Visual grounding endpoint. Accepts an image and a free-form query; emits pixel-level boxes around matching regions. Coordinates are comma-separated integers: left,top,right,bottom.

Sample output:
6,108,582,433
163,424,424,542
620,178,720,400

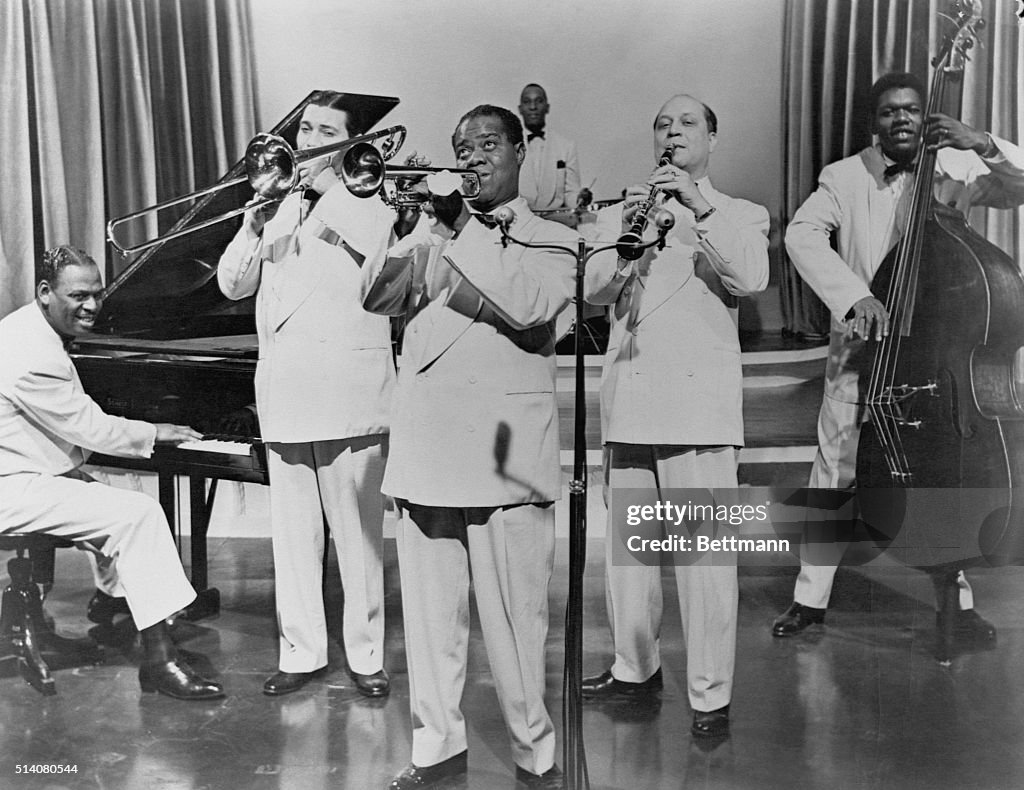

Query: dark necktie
302,188,322,209
884,160,915,181
527,131,545,142
473,212,498,229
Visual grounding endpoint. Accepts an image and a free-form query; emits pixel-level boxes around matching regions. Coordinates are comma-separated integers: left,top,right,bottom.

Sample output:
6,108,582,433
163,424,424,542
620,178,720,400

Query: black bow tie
302,188,322,208
883,160,915,180
473,212,498,229
527,131,545,142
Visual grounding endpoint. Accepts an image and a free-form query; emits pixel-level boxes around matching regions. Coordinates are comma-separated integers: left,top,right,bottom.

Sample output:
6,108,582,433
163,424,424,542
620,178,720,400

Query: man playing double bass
773,72,1024,641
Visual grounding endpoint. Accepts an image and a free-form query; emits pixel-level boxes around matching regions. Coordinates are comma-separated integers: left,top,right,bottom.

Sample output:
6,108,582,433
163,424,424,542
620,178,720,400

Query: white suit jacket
786,138,1024,405
519,129,582,212
218,182,396,443
585,179,770,446
361,196,577,506
0,303,155,477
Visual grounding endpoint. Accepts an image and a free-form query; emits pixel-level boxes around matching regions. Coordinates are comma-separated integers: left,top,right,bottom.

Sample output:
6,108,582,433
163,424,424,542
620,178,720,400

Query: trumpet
339,142,481,207
106,125,408,256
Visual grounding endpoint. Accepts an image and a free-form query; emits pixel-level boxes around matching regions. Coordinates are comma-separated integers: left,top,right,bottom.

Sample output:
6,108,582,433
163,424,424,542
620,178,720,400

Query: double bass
855,1,1024,656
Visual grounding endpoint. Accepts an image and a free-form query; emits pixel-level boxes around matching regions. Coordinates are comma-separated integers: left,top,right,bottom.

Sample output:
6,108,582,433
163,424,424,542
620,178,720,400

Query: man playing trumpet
363,104,576,790
217,90,396,700
581,93,769,739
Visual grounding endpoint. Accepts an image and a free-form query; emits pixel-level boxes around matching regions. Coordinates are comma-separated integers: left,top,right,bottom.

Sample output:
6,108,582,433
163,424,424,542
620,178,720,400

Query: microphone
652,207,675,232
493,206,516,231
493,206,516,247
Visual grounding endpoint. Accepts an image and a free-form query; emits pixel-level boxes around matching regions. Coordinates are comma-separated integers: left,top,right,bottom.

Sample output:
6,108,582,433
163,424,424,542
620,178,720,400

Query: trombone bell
245,133,301,199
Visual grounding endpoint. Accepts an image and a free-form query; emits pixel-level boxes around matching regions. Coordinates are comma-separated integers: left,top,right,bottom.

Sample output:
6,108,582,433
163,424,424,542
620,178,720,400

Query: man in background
518,83,591,223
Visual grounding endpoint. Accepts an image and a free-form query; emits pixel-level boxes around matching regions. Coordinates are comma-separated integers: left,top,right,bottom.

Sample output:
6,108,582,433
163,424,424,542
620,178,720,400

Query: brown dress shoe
515,763,564,788
946,609,997,645
691,704,730,738
139,658,224,700
86,589,131,625
387,750,467,789
581,667,662,699
263,669,321,696
350,667,390,698
771,602,826,637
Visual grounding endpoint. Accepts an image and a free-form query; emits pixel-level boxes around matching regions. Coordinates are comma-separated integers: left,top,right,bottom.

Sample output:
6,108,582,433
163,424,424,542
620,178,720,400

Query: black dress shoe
387,750,468,789
771,602,826,637
263,669,319,696
86,589,131,625
139,658,225,700
515,764,564,789
691,705,730,738
581,667,663,699
350,667,390,698
947,609,997,645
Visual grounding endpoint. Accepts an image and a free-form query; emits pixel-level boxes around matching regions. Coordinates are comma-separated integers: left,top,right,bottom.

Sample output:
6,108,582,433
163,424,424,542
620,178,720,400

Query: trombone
106,125,408,256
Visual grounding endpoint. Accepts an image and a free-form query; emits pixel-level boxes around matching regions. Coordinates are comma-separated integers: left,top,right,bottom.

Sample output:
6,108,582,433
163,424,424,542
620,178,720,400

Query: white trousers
395,500,556,775
266,435,387,674
603,443,738,713
0,470,196,629
794,395,973,610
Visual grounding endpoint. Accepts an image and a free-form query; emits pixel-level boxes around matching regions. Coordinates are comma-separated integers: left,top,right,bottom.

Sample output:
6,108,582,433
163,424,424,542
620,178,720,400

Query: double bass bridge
870,380,940,430
880,381,939,401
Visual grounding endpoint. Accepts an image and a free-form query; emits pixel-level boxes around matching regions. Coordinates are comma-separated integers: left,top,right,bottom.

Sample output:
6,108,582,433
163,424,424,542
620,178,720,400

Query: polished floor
4,338,1024,789
3,538,1024,790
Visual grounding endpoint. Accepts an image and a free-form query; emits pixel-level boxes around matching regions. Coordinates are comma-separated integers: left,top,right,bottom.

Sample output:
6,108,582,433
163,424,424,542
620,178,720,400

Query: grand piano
71,91,400,619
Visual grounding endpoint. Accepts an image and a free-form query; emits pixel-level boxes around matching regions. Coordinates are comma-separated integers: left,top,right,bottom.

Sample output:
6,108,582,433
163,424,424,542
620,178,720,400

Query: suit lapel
410,247,481,372
262,197,327,331
633,196,704,325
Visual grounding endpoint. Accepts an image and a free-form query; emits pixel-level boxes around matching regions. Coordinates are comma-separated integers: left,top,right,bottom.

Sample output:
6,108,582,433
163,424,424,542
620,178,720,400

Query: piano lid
93,91,399,341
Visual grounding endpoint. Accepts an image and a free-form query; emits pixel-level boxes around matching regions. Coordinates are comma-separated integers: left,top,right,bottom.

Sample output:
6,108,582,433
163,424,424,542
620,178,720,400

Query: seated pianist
0,245,225,701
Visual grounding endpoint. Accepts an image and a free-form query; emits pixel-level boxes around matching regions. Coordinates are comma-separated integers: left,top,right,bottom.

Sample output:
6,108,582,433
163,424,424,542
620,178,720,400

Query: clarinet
615,148,673,260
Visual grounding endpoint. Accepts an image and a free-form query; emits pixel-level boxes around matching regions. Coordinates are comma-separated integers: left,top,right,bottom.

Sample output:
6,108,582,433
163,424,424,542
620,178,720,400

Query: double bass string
868,52,951,483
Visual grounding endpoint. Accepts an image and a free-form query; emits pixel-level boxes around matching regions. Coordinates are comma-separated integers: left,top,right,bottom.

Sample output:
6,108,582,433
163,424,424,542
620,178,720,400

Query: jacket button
687,370,694,377
467,425,476,433
468,376,477,384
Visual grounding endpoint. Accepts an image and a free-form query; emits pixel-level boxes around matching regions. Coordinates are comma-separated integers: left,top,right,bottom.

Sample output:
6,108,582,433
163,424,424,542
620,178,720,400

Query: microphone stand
496,209,673,790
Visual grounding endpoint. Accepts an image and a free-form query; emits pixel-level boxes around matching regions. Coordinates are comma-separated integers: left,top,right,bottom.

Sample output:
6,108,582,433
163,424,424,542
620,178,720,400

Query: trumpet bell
341,142,386,199
245,133,300,199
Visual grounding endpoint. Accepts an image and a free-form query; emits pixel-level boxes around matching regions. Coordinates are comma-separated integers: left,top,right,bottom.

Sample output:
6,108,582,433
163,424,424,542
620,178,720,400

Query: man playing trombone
581,94,769,739
217,90,396,699
362,104,576,790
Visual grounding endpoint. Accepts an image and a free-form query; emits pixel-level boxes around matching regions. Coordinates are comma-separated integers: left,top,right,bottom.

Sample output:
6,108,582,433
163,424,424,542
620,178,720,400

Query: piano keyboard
178,438,254,456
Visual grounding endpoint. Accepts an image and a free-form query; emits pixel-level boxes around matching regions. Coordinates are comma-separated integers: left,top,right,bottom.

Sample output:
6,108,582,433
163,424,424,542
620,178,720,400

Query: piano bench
0,535,102,695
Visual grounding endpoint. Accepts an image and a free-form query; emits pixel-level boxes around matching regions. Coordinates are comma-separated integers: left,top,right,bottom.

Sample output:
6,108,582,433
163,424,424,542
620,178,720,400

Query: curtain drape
780,0,1023,337
0,0,258,320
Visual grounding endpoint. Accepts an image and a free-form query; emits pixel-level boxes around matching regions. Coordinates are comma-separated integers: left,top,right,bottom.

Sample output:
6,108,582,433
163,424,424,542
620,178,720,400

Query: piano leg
183,477,220,621
158,473,176,537
154,472,220,621
932,569,959,665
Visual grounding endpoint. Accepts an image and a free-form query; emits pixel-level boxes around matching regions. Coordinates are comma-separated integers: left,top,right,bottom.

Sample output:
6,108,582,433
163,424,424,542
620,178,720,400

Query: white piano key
176,439,252,456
